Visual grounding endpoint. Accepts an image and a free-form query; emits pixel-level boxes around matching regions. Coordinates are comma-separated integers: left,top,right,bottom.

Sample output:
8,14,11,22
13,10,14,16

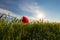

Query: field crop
0,18,60,40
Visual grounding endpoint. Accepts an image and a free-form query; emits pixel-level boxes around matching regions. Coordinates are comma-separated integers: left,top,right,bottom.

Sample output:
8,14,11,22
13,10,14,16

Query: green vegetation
0,17,60,40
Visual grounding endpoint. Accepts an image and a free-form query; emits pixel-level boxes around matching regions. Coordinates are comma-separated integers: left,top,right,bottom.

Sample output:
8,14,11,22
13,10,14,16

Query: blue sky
0,0,60,22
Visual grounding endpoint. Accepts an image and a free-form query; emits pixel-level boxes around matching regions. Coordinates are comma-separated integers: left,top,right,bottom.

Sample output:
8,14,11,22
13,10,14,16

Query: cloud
0,8,21,19
19,2,45,20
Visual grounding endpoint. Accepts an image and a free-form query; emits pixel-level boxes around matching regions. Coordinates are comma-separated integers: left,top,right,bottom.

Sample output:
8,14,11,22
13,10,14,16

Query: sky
0,0,60,22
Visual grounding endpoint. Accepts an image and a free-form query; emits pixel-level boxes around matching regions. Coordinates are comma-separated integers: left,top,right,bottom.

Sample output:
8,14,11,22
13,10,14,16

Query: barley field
0,18,60,40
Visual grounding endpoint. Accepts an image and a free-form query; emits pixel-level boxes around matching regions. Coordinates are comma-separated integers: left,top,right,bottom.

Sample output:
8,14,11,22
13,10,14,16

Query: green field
0,18,60,40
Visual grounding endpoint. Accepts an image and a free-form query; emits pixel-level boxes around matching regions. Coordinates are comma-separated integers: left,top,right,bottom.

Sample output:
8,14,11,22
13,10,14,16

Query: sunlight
36,13,45,19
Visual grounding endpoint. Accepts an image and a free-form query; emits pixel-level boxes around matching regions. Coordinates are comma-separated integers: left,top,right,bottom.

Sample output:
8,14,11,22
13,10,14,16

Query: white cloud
0,8,21,19
19,2,45,20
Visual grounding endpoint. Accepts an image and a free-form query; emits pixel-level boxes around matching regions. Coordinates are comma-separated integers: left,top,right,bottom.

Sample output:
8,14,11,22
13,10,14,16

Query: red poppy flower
22,16,29,24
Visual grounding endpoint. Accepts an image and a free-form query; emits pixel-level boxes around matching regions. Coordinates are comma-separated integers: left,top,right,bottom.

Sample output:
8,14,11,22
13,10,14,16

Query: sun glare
36,13,45,19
